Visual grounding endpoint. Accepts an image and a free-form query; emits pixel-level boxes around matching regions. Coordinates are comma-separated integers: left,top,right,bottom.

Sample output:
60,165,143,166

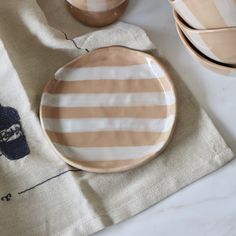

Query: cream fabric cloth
0,1,234,235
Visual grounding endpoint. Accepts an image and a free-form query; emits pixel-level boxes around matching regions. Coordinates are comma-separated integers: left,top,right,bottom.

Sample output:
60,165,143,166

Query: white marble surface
95,0,236,235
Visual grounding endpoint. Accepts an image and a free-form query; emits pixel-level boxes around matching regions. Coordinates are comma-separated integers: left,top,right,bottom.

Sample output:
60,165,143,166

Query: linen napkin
0,0,234,235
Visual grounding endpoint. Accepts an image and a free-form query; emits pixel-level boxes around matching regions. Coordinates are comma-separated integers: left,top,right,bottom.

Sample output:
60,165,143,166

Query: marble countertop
96,0,236,235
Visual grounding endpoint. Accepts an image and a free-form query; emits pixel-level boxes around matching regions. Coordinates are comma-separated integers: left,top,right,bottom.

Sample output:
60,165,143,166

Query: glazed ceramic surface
67,0,126,12
169,0,236,29
176,24,236,76
40,46,177,173
174,11,236,65
66,0,128,27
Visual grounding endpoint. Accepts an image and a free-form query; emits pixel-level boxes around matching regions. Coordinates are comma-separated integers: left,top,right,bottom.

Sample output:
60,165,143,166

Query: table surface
95,0,236,235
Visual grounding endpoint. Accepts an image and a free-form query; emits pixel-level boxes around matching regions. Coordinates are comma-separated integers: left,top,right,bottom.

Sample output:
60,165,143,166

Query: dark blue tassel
0,105,30,160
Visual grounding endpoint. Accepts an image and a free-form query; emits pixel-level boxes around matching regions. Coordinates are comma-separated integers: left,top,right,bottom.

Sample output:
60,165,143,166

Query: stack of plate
169,0,236,76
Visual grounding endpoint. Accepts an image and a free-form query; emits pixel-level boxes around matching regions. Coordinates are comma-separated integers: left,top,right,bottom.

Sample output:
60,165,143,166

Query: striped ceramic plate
66,0,126,12
40,46,177,173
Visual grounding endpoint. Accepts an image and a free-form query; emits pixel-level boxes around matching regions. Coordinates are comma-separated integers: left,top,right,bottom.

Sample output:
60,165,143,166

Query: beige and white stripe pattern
170,0,236,29
176,24,236,76
40,47,177,172
66,0,126,12
174,11,236,65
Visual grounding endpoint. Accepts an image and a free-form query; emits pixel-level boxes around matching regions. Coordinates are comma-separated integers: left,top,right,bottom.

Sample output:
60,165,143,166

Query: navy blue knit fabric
0,105,30,160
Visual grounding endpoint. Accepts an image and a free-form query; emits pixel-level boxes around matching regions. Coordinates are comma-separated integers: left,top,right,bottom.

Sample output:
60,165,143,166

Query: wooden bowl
66,0,129,27
169,0,236,29
174,11,236,65
175,23,236,77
